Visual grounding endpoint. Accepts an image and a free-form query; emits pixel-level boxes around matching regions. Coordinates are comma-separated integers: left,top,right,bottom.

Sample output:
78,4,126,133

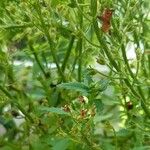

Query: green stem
71,44,79,74
121,44,135,79
120,43,149,113
121,43,147,98
0,85,12,99
90,0,97,17
112,126,118,150
133,59,140,84
121,44,150,116
80,29,101,48
141,54,148,77
148,55,150,97
28,42,47,78
0,23,33,29
123,79,139,98
77,39,83,82
34,1,65,81
148,56,150,76
75,0,91,22
77,0,83,82
93,20,119,71
61,35,75,72
93,19,150,118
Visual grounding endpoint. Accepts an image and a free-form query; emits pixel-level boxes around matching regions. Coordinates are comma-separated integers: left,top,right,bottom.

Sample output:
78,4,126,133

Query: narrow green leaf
52,138,70,150
97,79,109,91
90,0,97,17
116,129,131,137
93,99,104,112
57,82,89,94
39,107,70,116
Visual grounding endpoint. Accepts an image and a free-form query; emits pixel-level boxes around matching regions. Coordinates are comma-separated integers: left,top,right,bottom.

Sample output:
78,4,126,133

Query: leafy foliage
0,0,150,150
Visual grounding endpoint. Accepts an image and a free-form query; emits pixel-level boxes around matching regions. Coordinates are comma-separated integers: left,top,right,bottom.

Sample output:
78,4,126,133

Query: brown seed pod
98,8,114,33
126,101,133,110
80,109,88,118
78,96,86,104
11,110,19,117
101,8,113,23
63,105,70,112
102,22,111,33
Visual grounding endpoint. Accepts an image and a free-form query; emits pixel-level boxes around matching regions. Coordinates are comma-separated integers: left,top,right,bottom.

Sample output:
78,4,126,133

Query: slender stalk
112,126,118,150
77,39,83,82
28,42,47,78
34,1,65,81
93,21,140,98
121,43,150,116
0,23,33,29
75,0,91,22
148,56,150,76
120,43,148,103
61,35,75,72
71,44,79,74
93,19,150,118
148,55,150,98
96,70,125,79
141,54,148,78
80,29,101,48
0,85,12,99
120,44,135,79
77,0,83,82
133,59,140,83
93,20,119,71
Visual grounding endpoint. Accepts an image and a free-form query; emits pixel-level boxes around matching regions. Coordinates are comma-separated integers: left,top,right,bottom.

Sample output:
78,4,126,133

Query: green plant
0,0,150,150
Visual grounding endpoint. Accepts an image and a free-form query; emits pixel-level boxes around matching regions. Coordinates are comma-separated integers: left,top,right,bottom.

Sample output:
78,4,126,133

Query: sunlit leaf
57,82,89,94
39,106,70,116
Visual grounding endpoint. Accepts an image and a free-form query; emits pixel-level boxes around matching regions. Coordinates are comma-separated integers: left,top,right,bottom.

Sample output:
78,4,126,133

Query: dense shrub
0,0,150,150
